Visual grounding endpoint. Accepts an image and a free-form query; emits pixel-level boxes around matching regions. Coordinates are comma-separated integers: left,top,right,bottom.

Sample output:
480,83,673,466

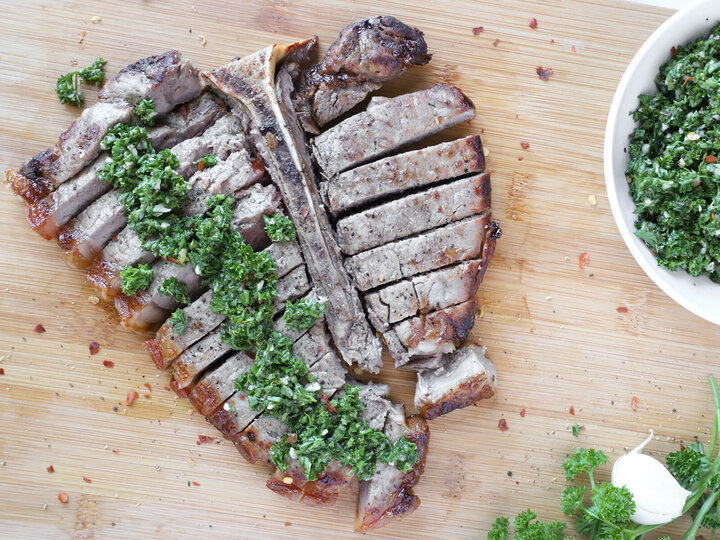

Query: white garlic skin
611,430,691,525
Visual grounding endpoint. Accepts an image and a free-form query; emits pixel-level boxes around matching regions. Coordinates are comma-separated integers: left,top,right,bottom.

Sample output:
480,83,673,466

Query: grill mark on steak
203,44,383,373
415,345,497,419
171,328,233,389
336,173,491,255
295,16,430,133
312,84,476,178
189,351,254,415
324,135,485,215
345,213,491,292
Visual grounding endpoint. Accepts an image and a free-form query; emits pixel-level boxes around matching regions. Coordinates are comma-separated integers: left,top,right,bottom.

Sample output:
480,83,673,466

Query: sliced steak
272,265,311,315
336,173,490,254
26,94,227,240
308,353,346,397
146,241,303,369
295,16,430,132
273,289,321,342
392,299,478,361
99,50,202,114
355,406,430,532
189,351,254,415
230,183,282,249
206,391,263,446
312,85,476,178
415,345,497,420
346,214,493,291
204,45,383,372
324,135,485,214
172,328,232,389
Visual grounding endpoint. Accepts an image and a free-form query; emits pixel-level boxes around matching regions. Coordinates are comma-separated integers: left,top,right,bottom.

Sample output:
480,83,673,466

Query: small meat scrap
196,434,215,445
472,26,484,35
89,342,101,355
498,418,509,431
126,391,139,406
578,252,589,269
33,323,46,333
528,17,538,29
536,66,554,81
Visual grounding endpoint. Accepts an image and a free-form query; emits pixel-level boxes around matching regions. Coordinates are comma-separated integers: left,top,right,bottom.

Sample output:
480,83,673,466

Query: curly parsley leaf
563,448,608,481
120,263,154,295
263,213,296,242
77,58,107,85
488,517,509,540
512,509,565,540
168,308,187,335
571,424,583,437
560,485,587,516
159,277,190,305
135,98,158,125
283,297,326,332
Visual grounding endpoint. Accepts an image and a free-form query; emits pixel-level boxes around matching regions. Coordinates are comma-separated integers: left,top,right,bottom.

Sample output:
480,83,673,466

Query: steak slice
312,84,476,178
26,93,227,240
294,16,430,132
355,405,430,532
323,135,485,214
172,328,232,389
189,351,254,415
204,44,383,372
414,345,497,420
336,173,490,255
99,50,202,114
345,213,492,291
272,265,311,315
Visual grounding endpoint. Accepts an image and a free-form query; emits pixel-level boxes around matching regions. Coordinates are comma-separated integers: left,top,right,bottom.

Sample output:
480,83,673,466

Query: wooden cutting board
4,0,714,538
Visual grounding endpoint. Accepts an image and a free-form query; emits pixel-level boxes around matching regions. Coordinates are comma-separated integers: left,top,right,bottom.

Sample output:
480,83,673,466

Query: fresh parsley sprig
55,58,107,106
119,263,153,296
263,213,296,242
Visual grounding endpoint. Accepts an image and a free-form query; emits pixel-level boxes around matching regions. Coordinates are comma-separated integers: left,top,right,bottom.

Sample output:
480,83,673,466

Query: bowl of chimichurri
605,0,720,325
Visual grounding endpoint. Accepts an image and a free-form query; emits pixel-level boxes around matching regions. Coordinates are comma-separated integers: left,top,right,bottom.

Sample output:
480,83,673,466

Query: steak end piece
296,15,431,132
415,345,497,420
266,461,349,507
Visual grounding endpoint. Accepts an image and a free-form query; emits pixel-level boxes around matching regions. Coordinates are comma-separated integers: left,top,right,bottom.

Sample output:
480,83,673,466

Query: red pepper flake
82,477,92,483
706,155,718,164
143,394,151,399
671,46,678,57
198,160,205,172
301,208,309,218
89,342,101,355
191,481,200,486
102,360,114,368
77,31,86,44
498,418,509,431
493,38,500,47
528,17,538,29
616,306,629,313
683,76,693,87
47,465,55,473
181,105,188,123
520,141,530,150
111,449,119,454
144,382,152,392
472,26,484,35
126,391,139,406
111,235,118,242
549,38,555,44
284,522,292,527
631,396,639,411
287,434,297,444
569,406,575,415
166,256,178,263
33,323,46,333
0,368,4,376
571,44,577,53
197,434,215,446
536,66,554,81
519,408,526,418
578,252,590,269
164,386,171,391
58,492,69,503
518,157,524,161
323,394,338,414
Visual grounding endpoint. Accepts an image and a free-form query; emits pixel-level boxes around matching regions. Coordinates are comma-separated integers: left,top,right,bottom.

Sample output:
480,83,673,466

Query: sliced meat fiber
86,136,261,298
312,84,476,178
203,43,383,372
294,16,430,132
414,345,497,420
390,299,478,364
115,183,282,332
355,406,429,532
336,173,490,255
172,328,232,389
272,265,311,315
189,351,254,415
346,213,494,292
26,93,227,240
13,51,202,201
323,135,485,214
146,241,303,370
99,49,203,114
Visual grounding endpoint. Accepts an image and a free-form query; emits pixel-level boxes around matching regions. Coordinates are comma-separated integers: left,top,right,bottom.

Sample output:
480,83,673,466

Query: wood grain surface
3,1,714,539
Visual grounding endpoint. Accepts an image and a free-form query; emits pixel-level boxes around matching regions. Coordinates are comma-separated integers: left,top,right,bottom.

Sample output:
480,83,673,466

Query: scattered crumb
282,476,293,485
536,66,554,81
498,418,509,431
578,252,590,269
493,38,500,47
126,391,139,406
528,17,538,29
58,492,69,503
520,409,526,418
187,458,196,468
91,15,101,24
77,31,86,44
631,396,639,412
472,26,484,35
197,435,215,446
89,342,101,355
520,141,530,150
198,35,207,46
47,465,55,473
33,323,46,333
588,194,597,206
88,295,100,305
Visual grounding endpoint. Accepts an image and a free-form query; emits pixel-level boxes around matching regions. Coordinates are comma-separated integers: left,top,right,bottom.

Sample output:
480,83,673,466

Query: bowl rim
603,0,720,326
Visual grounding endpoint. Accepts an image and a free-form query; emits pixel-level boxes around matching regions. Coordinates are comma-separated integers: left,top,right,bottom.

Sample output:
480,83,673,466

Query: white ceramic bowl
604,0,720,325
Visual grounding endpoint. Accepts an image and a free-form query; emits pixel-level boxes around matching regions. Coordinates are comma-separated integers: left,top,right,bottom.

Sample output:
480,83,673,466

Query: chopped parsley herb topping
263,213,296,242
282,297,326,332
119,263,154,295
168,308,188,335
193,154,218,170
135,99,158,125
628,24,720,281
55,58,107,106
159,277,190,305
571,423,583,437
100,123,417,482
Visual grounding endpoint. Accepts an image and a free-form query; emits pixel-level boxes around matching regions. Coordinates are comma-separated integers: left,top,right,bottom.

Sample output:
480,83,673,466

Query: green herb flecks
263,213,296,242
159,277,190,305
193,154,218,170
571,423,583,437
628,24,720,281
55,58,107,106
282,297,326,332
120,263,154,295
168,308,188,335
135,99,158,125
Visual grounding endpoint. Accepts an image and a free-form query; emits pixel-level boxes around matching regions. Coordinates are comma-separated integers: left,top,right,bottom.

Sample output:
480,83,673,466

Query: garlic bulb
611,430,691,525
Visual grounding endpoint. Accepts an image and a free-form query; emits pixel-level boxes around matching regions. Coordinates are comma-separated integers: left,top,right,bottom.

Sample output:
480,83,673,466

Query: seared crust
267,462,349,507
5,169,54,204
419,372,495,420
354,415,429,531
397,299,478,356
